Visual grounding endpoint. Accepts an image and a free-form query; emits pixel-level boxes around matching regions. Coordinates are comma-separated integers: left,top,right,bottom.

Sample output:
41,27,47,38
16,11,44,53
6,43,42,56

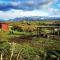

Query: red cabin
0,23,9,31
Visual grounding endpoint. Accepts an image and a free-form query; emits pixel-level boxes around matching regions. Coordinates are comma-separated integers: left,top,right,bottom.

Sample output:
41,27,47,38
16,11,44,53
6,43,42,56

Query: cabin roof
0,22,9,24
37,26,60,28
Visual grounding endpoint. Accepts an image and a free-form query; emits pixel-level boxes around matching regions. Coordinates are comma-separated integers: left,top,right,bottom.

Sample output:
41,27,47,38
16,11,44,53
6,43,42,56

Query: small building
36,26,60,40
0,23,9,31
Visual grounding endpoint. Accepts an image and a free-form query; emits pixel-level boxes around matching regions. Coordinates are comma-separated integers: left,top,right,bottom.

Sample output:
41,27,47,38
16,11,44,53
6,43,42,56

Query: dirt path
9,35,60,49
10,35,60,43
10,35,35,43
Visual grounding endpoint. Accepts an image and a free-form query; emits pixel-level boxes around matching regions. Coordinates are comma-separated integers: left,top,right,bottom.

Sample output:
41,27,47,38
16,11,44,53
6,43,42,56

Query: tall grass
0,38,60,60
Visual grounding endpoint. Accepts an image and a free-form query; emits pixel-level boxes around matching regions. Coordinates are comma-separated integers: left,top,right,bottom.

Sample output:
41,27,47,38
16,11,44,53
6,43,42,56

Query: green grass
0,31,60,60
0,31,36,42
0,39,60,60
32,37,60,50
0,31,60,50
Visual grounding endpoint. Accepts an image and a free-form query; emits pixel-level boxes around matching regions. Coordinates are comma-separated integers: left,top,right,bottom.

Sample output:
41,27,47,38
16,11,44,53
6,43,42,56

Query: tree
11,25,23,32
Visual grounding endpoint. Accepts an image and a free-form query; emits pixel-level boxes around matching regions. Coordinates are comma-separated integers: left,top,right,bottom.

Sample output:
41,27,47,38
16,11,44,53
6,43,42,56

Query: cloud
42,0,57,9
40,0,60,16
0,0,59,20
0,0,57,11
49,8,60,15
0,9,49,19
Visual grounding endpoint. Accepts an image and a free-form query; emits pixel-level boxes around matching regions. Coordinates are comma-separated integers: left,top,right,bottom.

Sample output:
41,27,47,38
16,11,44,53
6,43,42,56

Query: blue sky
0,0,60,20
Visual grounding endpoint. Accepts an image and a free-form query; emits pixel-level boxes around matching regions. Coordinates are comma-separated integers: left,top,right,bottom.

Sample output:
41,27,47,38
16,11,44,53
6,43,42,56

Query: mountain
11,16,60,21
0,16,60,22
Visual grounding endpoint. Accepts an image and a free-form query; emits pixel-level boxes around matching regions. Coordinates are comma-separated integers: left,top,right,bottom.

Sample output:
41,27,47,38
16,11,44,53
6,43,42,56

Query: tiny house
0,23,9,31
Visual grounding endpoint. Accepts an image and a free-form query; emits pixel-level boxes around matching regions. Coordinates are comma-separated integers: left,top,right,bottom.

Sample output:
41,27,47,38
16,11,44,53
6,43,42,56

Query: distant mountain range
0,16,60,22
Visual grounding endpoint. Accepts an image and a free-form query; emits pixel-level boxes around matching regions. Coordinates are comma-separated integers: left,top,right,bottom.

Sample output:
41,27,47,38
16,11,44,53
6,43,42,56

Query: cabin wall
1,24,9,31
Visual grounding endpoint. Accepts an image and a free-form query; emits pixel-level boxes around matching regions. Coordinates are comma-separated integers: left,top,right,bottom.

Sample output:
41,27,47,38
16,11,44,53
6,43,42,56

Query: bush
11,25,23,32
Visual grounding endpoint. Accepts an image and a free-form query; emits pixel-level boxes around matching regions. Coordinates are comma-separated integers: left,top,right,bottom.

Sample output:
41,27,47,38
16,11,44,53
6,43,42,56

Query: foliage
0,21,60,60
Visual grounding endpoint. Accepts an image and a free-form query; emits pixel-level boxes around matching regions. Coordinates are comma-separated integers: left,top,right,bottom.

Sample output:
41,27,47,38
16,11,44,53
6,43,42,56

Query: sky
0,0,60,20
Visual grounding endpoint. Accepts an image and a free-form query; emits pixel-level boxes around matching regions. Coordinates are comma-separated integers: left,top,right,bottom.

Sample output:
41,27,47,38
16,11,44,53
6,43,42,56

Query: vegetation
0,20,60,60
0,37,60,60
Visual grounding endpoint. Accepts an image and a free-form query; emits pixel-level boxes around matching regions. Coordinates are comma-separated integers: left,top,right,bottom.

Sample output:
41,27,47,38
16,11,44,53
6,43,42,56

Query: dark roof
0,22,8,24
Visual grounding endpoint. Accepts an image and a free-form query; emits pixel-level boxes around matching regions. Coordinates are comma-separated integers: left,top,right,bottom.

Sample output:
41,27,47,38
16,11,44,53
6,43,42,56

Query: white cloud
0,9,49,19
49,8,58,12
0,0,58,11
48,8,60,15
